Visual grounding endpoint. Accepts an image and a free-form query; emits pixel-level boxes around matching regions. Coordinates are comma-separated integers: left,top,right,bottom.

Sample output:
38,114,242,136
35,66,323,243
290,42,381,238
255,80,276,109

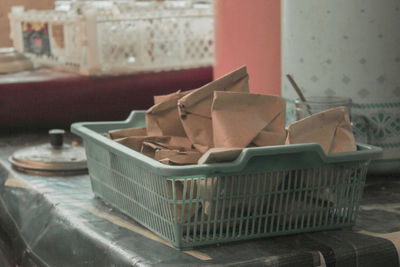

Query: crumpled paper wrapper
197,147,242,165
108,127,147,140
146,90,191,137
177,66,250,153
211,91,286,148
286,107,356,154
199,172,283,222
168,179,200,223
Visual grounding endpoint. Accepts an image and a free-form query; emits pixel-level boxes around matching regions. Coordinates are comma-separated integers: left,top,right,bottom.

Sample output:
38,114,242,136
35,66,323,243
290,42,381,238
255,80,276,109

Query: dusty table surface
0,132,399,266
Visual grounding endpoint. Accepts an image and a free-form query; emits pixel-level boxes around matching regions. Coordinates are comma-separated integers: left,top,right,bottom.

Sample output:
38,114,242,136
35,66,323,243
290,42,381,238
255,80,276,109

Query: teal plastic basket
71,110,381,249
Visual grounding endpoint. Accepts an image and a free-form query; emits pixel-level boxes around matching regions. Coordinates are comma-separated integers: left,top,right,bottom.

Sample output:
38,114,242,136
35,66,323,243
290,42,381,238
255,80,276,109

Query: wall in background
0,0,54,47
281,0,400,168
214,0,281,95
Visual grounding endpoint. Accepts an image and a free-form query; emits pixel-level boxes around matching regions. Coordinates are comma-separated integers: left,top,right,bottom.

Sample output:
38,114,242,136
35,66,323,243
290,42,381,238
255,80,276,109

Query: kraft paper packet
153,89,193,105
167,179,200,223
157,142,201,223
274,191,332,227
141,137,194,159
197,147,242,164
200,172,283,219
116,136,201,222
146,90,192,137
286,108,356,191
115,136,170,152
140,136,195,159
178,66,250,153
285,107,356,154
108,127,147,140
197,148,282,218
300,164,356,203
156,150,202,165
300,166,352,187
164,136,193,149
211,91,286,148
197,147,250,220
252,129,288,147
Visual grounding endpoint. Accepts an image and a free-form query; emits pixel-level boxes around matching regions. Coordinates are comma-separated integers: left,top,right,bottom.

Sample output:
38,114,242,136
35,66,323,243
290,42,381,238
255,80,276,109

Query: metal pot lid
9,129,87,174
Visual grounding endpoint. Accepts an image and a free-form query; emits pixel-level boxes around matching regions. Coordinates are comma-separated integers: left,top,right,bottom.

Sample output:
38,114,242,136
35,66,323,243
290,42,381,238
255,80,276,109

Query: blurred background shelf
0,67,212,131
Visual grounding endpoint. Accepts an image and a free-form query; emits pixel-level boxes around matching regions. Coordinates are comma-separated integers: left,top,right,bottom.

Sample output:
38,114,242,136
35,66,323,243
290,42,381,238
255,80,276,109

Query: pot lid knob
49,129,65,149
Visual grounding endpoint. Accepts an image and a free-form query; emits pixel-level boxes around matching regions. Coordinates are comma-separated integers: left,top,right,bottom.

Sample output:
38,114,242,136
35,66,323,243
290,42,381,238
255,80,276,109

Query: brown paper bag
167,179,200,223
153,89,193,104
162,136,193,150
154,90,182,105
285,107,356,154
146,90,191,137
197,147,242,165
108,127,147,140
274,191,332,228
287,104,357,192
251,130,287,147
178,66,250,153
115,136,170,152
155,149,202,165
211,91,286,148
141,137,195,159
141,141,183,158
200,172,283,219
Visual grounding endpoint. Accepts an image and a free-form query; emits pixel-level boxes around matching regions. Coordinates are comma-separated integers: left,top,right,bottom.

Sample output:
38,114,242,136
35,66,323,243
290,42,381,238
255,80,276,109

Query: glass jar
295,96,352,121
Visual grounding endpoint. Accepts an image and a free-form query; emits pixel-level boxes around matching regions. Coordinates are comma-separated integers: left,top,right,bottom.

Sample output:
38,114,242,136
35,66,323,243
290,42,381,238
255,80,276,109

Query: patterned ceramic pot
282,0,400,173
